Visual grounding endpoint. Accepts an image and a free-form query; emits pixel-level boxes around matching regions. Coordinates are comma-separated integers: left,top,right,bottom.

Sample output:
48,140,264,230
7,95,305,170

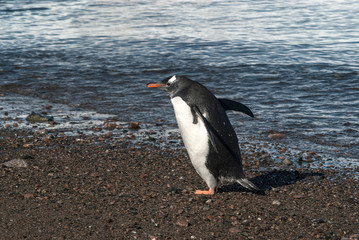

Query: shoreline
0,128,358,239
1,91,358,177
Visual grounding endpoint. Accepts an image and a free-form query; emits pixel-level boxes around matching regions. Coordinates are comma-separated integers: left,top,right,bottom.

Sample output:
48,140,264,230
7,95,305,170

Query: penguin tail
237,178,264,195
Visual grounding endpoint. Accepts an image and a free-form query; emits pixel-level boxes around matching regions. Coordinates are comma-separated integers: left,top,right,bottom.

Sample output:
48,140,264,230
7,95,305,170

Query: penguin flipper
218,98,254,118
192,105,218,153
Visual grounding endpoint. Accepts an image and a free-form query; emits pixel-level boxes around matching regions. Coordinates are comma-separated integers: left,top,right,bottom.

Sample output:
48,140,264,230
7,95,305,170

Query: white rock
3,159,29,168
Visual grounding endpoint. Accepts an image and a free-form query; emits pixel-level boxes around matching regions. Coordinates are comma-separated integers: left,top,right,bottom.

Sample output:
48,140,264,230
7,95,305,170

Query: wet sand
0,128,358,239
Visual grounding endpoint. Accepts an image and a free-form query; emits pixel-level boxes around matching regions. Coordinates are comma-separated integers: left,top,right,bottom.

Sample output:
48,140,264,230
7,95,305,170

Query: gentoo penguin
147,75,260,195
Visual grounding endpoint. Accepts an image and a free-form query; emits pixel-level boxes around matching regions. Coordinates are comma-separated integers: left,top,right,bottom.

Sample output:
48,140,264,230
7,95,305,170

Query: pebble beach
0,122,358,239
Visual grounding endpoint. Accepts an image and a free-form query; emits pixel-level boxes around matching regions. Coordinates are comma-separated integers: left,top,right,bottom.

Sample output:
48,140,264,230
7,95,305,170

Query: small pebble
229,227,241,233
35,129,47,135
293,194,304,199
282,158,293,166
311,219,325,223
24,193,34,199
90,173,99,178
103,132,113,138
104,122,117,130
348,234,359,240
175,218,189,227
268,133,286,140
129,121,141,129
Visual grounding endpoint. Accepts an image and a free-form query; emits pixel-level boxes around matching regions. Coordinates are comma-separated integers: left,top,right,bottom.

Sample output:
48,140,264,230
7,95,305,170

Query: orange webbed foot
195,188,215,195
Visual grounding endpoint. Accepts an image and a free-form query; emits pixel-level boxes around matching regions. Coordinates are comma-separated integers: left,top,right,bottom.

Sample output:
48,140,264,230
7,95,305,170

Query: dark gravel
0,128,358,240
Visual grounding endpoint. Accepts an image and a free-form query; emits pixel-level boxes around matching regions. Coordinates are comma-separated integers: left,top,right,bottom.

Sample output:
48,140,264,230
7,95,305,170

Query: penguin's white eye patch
168,75,177,84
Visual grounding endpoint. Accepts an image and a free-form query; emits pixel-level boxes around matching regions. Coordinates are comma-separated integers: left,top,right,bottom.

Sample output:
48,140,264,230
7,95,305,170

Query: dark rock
26,112,54,123
344,122,351,126
106,218,113,223
129,122,140,129
311,219,325,223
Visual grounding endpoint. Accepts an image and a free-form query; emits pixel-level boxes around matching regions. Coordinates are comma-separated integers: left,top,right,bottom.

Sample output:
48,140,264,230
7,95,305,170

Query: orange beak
147,83,164,88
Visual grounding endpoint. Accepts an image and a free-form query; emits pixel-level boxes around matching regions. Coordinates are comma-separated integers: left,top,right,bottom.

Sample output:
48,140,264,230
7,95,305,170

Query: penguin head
147,75,187,97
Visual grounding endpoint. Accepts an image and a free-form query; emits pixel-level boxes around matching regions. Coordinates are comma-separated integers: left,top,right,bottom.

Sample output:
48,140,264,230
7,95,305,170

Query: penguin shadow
218,170,324,195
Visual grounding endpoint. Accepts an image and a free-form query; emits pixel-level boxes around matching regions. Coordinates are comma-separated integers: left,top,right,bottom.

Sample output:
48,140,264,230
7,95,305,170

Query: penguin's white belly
171,97,216,188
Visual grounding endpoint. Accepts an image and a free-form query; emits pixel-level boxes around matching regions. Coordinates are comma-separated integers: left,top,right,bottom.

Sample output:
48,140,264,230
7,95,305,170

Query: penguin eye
166,82,171,86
